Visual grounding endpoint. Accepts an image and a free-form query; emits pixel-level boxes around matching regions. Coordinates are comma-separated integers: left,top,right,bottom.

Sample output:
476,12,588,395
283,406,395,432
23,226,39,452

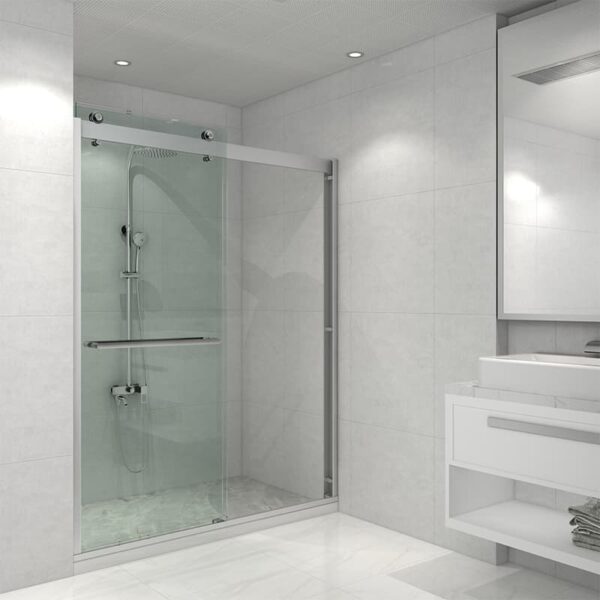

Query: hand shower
132,231,146,248
132,231,146,274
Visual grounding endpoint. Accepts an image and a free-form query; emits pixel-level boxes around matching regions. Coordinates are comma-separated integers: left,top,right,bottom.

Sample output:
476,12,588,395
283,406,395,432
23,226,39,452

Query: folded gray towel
569,498,600,524
569,498,600,552
573,527,600,540
573,533,600,550
574,539,600,552
570,516,600,536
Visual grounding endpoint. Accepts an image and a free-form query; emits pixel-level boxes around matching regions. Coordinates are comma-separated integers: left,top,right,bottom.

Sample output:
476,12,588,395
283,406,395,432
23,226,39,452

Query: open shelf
449,500,600,575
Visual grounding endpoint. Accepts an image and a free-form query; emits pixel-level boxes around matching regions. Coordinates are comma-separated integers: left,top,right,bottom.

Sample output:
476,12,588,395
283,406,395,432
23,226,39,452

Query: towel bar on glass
488,416,600,445
86,337,221,349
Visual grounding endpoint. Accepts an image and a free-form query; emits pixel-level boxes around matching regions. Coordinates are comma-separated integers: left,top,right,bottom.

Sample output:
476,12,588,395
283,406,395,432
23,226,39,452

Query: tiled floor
82,476,309,551
3,513,599,599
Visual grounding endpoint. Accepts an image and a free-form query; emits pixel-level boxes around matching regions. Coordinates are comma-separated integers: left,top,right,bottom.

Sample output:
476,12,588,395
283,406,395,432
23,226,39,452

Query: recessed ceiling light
114,59,131,67
346,51,364,59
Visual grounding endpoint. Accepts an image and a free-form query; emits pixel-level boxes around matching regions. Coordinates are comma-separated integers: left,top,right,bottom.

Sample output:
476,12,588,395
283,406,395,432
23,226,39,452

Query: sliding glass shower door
77,112,337,554
80,136,226,551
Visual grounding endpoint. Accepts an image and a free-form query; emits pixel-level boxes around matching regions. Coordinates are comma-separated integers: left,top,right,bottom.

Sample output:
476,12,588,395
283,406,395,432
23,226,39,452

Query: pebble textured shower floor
3,513,599,599
81,476,309,551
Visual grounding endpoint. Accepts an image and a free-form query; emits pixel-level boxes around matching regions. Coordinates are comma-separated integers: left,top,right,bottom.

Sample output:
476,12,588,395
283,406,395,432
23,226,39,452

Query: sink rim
480,353,600,369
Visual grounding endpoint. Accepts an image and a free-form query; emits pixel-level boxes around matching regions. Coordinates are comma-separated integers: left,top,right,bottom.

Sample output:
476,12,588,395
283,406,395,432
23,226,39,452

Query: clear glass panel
80,137,226,551
233,161,326,512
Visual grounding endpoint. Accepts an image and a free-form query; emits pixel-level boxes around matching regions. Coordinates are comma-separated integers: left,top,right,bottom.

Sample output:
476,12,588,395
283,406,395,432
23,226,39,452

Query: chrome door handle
488,416,600,445
86,337,221,349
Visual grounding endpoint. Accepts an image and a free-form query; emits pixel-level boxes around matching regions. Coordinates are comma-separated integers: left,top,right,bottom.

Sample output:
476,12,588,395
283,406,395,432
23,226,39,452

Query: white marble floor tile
343,575,442,599
556,583,600,600
3,515,599,600
243,514,450,587
466,569,598,600
120,537,260,582
390,552,600,600
391,553,520,599
0,567,164,600
305,590,357,600
135,551,333,600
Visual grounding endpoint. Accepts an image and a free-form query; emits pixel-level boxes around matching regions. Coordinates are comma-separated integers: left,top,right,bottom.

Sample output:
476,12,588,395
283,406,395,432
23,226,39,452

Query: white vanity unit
446,354,600,574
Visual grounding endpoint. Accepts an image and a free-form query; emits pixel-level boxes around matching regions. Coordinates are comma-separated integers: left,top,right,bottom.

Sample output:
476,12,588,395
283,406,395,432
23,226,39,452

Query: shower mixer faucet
111,384,148,407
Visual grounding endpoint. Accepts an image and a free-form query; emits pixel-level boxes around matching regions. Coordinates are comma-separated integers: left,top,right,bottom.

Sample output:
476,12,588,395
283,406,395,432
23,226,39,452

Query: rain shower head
133,146,178,159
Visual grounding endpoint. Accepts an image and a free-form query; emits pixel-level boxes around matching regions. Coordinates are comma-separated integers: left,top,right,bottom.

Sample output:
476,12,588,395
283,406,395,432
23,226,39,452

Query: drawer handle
487,416,600,445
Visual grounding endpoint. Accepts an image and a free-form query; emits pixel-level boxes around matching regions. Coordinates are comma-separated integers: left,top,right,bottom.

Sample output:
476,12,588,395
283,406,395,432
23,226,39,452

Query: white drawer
448,395,600,495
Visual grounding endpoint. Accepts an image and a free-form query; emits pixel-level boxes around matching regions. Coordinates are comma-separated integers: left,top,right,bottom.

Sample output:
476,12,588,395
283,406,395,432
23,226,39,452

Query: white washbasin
479,353,600,401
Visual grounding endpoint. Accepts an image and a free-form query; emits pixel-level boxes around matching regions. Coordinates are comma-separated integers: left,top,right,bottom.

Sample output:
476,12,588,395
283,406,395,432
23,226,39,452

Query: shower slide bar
86,337,221,350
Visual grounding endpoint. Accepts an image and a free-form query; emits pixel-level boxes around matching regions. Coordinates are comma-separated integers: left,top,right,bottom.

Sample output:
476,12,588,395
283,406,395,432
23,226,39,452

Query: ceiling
74,0,553,107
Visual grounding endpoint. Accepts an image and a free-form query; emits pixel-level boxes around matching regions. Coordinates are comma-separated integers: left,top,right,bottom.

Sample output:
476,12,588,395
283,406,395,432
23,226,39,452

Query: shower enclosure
74,109,337,556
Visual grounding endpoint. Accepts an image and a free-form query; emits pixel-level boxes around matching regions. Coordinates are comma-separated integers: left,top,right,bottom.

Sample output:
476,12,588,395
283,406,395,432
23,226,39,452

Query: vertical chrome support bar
73,118,82,555
219,169,229,519
324,160,338,498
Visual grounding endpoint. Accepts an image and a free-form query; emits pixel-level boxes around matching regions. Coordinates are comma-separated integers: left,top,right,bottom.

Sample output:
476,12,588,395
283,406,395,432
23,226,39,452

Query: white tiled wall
0,0,74,592
503,117,600,315
242,15,504,561
507,321,600,357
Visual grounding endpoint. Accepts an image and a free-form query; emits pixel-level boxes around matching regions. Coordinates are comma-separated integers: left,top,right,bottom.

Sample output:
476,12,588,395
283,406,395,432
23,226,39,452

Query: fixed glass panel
80,136,226,551
238,162,327,508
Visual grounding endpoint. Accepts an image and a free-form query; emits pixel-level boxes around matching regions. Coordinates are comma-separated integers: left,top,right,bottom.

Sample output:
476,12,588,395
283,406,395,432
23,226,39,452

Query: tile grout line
0,16,73,38
0,453,73,468
0,164,73,178
335,178,497,208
